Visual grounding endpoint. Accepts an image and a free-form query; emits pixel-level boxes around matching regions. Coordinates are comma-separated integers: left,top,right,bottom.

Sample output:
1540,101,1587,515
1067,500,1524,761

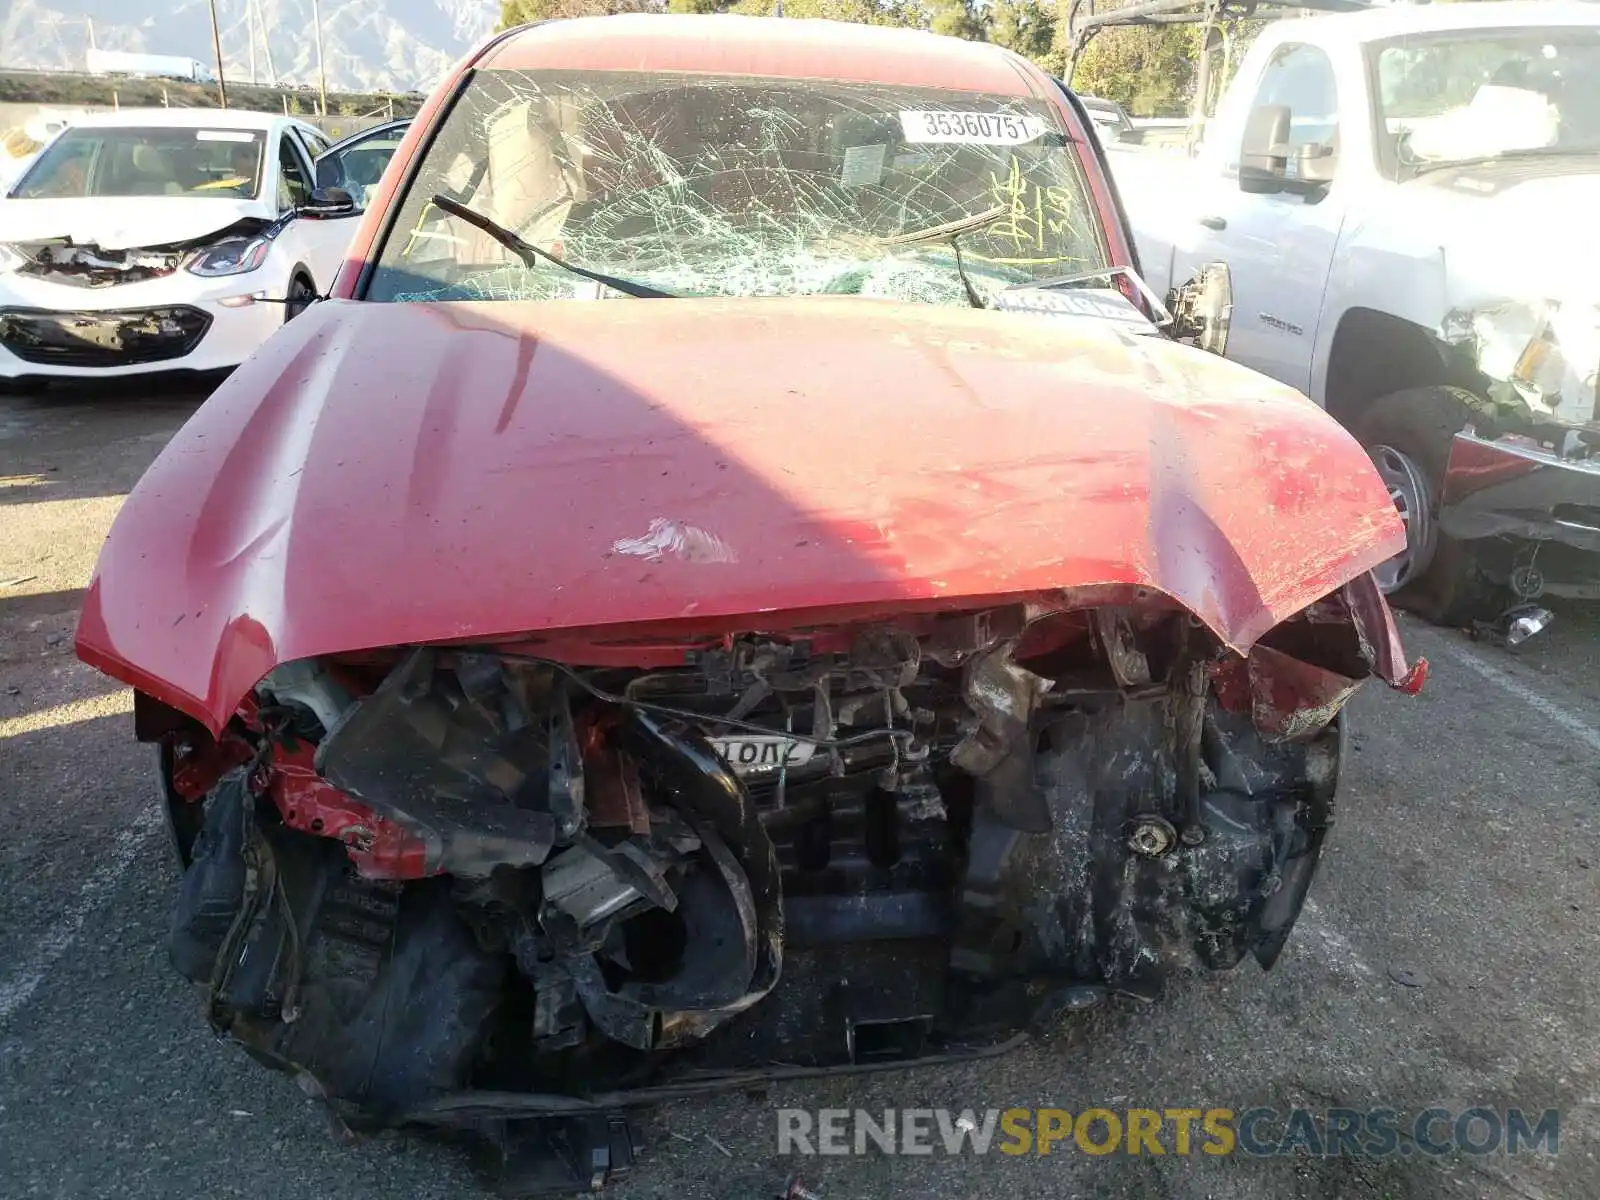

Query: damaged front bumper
0,291,279,382
0,305,213,369
142,581,1420,1194
1442,429,1600,597
0,241,285,382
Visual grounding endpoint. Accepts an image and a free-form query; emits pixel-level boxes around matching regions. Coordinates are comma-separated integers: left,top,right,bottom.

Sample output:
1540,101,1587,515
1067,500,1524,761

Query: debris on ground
1388,966,1429,988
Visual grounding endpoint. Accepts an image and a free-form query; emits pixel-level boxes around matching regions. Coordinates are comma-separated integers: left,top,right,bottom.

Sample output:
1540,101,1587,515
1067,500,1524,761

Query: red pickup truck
76,14,1422,1193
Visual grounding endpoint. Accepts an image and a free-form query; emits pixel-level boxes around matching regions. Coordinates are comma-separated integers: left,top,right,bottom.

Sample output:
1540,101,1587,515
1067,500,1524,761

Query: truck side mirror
1292,141,1338,188
1239,104,1292,193
1240,105,1338,195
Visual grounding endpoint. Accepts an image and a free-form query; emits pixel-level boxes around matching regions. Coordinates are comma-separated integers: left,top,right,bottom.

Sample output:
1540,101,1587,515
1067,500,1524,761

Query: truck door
1173,42,1349,395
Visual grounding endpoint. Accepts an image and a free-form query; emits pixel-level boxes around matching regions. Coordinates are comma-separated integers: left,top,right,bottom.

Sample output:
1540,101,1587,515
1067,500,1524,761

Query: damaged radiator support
159,596,1385,1190
16,240,187,288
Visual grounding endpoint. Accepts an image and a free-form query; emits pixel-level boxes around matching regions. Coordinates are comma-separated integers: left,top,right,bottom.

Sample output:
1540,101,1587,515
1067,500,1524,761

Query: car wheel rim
285,278,313,322
1367,443,1437,594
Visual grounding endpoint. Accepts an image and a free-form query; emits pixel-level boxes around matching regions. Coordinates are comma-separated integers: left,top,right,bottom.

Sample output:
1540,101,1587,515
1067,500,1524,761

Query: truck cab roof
1263,1,1600,46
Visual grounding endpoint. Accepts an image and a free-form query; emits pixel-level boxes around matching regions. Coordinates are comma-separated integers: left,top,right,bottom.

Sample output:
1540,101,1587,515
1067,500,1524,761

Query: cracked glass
366,68,1108,306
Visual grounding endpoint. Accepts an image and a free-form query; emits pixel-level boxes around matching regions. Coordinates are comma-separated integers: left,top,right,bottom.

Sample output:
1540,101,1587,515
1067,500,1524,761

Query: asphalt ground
2,383,1598,1200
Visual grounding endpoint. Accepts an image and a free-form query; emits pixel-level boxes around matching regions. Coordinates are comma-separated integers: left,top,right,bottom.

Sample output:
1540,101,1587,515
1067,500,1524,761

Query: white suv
0,108,403,387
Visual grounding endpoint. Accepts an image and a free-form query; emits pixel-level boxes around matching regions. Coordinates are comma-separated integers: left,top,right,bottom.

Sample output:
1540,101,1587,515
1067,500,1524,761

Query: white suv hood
0,196,270,251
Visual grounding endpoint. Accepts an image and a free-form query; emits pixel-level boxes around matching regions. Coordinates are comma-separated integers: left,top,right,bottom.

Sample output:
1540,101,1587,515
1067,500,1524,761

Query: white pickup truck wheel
1356,386,1486,623
1366,441,1438,592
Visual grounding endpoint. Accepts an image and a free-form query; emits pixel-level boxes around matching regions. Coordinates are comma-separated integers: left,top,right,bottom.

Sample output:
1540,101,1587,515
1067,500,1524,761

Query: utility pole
312,0,328,117
248,0,258,84
208,0,228,108
257,0,278,85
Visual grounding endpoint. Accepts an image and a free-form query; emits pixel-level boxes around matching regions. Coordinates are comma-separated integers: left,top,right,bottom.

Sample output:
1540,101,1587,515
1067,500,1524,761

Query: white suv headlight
185,236,272,277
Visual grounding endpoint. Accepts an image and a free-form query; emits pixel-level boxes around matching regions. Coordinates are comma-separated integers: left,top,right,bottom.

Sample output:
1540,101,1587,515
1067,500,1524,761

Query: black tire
157,742,206,871
284,272,316,323
1355,385,1491,625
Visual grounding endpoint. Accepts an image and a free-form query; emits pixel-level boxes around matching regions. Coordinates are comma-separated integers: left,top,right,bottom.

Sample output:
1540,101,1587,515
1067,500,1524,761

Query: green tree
730,0,918,24
988,0,1055,65
928,0,985,42
498,0,657,30
667,0,726,12
1058,10,1200,117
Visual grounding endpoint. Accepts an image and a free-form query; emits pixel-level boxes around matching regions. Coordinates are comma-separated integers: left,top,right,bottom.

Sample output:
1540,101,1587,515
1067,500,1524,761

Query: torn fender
77,296,1405,734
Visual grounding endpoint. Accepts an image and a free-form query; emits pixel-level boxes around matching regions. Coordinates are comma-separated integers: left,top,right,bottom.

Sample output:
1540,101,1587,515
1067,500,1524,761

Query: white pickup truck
1115,1,1600,622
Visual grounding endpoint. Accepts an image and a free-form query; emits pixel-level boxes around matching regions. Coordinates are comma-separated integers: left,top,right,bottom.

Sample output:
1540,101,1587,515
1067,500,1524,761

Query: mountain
0,0,500,94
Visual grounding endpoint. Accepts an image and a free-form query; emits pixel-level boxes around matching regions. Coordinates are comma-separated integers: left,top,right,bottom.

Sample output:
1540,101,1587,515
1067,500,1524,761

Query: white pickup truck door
1169,42,1349,395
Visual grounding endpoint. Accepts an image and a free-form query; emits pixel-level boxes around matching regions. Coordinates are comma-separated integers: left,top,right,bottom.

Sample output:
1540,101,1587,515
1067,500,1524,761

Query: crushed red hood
76,296,1403,734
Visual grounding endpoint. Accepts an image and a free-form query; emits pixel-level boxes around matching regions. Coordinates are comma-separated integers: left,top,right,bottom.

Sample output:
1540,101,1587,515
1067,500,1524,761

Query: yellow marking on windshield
985,158,1087,254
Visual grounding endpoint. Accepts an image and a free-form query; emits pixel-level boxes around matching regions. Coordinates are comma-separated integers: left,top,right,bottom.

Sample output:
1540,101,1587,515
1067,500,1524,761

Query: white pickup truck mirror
1240,105,1336,196
1239,104,1293,192
1292,141,1338,188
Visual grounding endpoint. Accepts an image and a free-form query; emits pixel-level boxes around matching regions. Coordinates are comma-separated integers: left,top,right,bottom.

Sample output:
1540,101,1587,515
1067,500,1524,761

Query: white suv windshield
12,127,266,199
368,69,1108,305
1372,25,1600,176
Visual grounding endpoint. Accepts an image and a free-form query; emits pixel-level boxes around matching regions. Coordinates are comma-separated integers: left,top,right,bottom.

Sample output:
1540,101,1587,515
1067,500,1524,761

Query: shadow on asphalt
2,371,227,405
0,375,213,508
0,585,87,624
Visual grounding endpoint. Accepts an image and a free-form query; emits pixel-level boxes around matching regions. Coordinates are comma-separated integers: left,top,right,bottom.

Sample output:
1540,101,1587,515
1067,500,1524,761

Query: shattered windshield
1371,26,1600,178
11,127,266,199
367,69,1107,305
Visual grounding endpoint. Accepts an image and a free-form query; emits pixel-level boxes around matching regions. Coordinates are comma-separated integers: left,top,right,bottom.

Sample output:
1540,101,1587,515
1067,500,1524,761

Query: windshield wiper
881,205,1009,247
429,193,677,299
878,205,1010,309
1405,145,1588,179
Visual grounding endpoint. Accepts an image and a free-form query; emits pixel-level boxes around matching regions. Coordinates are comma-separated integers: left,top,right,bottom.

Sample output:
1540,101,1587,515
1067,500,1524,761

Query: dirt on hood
76,294,1404,732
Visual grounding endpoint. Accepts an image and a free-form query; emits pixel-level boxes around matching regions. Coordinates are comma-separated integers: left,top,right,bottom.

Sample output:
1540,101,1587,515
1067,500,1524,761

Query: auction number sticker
900,110,1047,145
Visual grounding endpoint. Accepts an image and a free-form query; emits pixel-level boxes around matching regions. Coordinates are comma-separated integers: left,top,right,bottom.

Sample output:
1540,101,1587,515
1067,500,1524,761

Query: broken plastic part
316,648,558,877
541,843,649,928
1505,605,1555,647
257,658,352,735
476,1114,639,1197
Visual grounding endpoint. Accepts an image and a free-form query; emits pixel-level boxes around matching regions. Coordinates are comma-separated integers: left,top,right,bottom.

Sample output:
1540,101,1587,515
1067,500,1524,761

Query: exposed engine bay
17,241,187,288
147,589,1420,1193
12,222,268,288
